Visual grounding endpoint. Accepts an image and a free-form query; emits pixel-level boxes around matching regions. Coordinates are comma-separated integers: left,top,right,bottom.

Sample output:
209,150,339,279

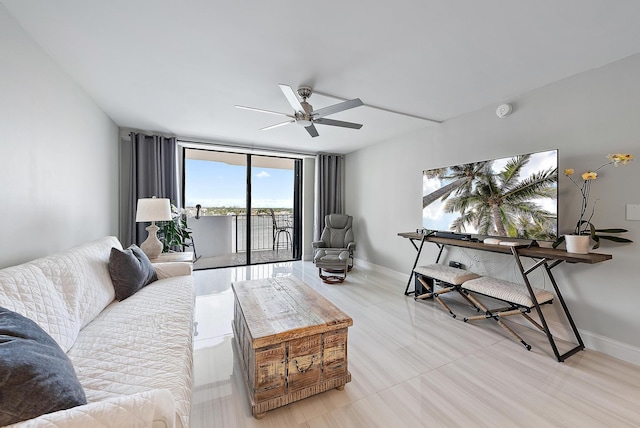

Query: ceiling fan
235,84,363,137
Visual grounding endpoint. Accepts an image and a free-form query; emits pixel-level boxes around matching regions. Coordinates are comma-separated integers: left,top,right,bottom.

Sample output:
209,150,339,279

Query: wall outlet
626,204,640,221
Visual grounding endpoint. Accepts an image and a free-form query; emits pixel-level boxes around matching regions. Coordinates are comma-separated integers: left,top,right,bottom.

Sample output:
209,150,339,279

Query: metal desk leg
511,247,584,362
545,261,585,360
404,236,426,295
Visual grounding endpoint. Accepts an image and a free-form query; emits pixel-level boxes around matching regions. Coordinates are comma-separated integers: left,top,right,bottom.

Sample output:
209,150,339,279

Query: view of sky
185,159,294,208
422,149,558,233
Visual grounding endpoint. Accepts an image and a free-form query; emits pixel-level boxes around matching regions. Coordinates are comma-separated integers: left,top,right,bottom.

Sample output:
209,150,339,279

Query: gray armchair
312,214,356,283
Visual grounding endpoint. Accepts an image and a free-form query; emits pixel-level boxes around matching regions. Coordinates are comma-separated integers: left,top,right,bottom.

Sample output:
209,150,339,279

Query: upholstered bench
461,276,555,350
413,264,481,317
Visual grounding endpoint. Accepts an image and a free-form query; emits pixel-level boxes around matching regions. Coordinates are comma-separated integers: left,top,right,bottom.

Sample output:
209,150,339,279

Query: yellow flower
563,152,634,239
608,153,634,165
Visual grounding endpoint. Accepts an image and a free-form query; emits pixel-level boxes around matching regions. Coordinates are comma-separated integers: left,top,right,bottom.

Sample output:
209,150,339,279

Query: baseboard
502,308,640,365
352,257,410,280
477,301,640,365
579,329,640,365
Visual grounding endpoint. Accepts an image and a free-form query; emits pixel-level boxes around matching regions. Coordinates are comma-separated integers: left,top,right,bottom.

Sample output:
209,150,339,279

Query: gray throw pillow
108,244,157,301
0,306,87,425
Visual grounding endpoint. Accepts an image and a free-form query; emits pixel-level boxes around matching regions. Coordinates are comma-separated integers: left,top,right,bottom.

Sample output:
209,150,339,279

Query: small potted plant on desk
554,153,633,254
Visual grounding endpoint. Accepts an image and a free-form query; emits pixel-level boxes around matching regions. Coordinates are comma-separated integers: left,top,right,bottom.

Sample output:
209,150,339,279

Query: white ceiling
4,0,640,154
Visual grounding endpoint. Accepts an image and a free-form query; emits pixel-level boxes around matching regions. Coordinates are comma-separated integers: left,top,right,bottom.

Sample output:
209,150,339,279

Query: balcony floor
193,248,296,270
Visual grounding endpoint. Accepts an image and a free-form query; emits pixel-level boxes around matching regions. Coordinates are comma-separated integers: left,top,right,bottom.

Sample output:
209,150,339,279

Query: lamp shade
135,197,172,222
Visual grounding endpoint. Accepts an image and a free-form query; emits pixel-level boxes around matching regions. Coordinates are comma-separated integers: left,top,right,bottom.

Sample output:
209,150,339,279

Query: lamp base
140,223,163,259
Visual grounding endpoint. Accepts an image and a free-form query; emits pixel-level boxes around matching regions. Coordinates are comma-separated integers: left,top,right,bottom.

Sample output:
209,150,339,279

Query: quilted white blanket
0,237,194,428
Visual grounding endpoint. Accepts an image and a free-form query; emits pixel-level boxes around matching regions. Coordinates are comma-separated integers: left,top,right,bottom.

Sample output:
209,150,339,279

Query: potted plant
554,153,633,253
158,204,193,253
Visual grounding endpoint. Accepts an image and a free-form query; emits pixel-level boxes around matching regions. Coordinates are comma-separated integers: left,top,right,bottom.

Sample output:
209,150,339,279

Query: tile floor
189,261,640,427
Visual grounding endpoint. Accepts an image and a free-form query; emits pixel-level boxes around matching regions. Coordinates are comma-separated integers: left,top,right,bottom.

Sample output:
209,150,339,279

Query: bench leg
415,276,433,297
461,292,489,316
458,290,482,312
496,319,532,351
521,312,545,332
435,287,458,318
434,296,457,318
415,279,460,318
462,292,531,351
416,283,454,300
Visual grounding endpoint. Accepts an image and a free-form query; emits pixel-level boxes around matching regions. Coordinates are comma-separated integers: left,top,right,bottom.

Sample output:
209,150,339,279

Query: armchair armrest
313,248,326,262
312,241,326,250
347,242,356,252
314,248,350,263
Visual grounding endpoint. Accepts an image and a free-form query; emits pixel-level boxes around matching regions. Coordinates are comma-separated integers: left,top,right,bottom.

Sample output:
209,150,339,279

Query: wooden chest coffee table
231,276,352,419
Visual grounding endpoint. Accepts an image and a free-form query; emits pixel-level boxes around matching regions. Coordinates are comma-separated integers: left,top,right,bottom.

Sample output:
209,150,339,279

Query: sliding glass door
250,155,298,263
183,148,301,269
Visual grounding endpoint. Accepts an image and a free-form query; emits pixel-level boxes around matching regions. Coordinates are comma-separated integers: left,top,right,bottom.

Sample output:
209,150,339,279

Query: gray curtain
125,132,178,247
314,154,344,240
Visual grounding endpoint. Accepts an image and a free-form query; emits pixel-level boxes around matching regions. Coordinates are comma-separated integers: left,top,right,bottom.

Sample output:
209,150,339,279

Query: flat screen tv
422,149,558,242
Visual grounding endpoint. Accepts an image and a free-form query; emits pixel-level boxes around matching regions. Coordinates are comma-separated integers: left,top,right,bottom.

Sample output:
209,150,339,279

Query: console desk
398,231,612,361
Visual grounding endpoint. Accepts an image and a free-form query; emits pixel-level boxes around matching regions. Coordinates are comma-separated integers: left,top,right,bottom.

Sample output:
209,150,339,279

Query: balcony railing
186,213,293,260
224,214,292,253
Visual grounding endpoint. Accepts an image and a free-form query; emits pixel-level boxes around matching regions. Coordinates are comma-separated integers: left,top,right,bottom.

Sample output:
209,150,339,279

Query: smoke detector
496,104,513,118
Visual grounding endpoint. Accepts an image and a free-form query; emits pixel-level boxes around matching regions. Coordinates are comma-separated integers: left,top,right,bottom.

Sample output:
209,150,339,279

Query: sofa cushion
0,306,87,426
68,276,194,428
31,236,120,331
0,263,77,352
108,245,157,301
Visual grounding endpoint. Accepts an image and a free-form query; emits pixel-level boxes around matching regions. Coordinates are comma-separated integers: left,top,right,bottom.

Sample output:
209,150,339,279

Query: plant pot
565,235,590,254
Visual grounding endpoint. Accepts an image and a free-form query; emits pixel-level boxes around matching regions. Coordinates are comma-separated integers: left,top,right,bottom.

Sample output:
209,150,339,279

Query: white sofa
0,236,194,428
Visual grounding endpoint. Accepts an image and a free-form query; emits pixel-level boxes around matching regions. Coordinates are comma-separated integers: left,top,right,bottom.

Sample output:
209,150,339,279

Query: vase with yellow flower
554,153,633,253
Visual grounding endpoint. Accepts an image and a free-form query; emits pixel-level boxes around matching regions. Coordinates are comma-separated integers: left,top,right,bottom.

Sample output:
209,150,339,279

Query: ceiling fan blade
279,84,305,112
261,120,295,131
314,118,363,129
235,105,294,118
305,124,319,137
312,98,363,118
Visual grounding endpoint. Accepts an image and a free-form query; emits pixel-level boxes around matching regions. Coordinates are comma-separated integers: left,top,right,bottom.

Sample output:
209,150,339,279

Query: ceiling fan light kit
235,84,364,137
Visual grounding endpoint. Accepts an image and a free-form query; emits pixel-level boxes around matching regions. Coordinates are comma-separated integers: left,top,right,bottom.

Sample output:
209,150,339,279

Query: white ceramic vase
565,235,590,254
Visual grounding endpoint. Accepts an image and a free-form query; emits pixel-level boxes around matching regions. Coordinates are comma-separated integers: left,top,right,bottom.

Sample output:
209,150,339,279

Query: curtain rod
122,129,326,158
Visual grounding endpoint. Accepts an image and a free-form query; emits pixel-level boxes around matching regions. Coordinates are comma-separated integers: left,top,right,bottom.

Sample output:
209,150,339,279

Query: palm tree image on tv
423,152,558,241
422,162,491,209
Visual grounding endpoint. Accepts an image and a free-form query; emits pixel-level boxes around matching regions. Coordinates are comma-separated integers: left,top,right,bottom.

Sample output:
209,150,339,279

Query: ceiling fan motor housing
236,83,363,137
296,94,314,126
297,86,312,100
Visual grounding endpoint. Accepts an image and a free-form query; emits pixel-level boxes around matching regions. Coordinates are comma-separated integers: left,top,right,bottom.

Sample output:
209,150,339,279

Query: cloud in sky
255,171,270,179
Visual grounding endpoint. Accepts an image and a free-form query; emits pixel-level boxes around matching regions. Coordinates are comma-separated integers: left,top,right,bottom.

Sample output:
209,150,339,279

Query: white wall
0,6,118,268
346,53,640,363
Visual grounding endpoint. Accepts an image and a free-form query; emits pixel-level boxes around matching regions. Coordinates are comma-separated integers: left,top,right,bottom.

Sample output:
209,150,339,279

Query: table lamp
135,196,172,259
